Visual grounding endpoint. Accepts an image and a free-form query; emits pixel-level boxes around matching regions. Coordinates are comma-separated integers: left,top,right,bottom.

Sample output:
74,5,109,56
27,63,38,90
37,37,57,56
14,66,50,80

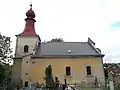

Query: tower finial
30,1,32,9
30,3,32,9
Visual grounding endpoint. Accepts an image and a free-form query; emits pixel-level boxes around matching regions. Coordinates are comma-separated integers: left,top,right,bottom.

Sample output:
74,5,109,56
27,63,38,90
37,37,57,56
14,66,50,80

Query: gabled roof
32,42,104,58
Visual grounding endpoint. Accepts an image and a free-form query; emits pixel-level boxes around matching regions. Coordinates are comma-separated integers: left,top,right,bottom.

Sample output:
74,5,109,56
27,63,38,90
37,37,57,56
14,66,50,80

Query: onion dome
26,4,35,18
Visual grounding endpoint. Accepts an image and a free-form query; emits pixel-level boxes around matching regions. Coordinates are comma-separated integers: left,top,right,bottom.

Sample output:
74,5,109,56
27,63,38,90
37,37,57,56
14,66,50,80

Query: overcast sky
0,0,120,63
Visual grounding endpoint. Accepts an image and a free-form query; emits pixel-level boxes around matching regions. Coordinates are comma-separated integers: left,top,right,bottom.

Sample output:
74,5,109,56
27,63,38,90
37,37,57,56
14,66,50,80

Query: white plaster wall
15,36,40,56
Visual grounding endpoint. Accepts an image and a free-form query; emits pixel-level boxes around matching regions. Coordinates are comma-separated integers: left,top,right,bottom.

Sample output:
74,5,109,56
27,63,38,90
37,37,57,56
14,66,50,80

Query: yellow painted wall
12,59,22,84
12,57,105,85
23,57,105,85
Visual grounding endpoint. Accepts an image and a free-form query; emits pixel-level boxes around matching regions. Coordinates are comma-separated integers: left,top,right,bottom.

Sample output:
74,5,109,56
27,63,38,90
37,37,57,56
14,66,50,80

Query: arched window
24,45,29,52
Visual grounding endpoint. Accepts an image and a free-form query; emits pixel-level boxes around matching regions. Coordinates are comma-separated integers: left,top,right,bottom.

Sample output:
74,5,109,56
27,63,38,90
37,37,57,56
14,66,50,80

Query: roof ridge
41,42,88,43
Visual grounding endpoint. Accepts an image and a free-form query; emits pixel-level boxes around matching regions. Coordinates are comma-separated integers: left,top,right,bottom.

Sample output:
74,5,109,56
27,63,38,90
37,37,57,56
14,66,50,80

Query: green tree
0,33,12,89
44,65,56,90
47,38,64,42
0,34,12,64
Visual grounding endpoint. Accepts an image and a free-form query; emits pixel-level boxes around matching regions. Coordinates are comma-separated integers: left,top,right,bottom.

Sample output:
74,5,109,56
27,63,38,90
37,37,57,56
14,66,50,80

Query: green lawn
74,87,101,90
80,88,100,90
103,87,120,90
74,87,120,90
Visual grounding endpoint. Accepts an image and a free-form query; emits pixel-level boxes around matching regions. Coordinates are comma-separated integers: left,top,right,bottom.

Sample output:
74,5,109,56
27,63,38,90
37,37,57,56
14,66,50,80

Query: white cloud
0,0,120,63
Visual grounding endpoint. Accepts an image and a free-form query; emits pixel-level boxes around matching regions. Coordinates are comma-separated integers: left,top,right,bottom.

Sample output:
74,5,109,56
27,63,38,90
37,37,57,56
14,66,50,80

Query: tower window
66,66,71,76
26,61,28,63
86,66,91,75
24,45,29,52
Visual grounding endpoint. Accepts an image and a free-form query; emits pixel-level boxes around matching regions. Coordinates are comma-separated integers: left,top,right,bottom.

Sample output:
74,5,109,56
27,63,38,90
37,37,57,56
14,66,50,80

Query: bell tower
15,4,41,57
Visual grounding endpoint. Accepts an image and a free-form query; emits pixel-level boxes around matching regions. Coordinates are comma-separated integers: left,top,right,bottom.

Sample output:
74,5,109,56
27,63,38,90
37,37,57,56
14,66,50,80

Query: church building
12,4,105,87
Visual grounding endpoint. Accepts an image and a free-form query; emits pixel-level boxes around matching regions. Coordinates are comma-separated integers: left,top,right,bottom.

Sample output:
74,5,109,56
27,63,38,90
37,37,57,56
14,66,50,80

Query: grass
80,88,100,90
74,87,101,90
103,87,120,90
74,87,120,90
